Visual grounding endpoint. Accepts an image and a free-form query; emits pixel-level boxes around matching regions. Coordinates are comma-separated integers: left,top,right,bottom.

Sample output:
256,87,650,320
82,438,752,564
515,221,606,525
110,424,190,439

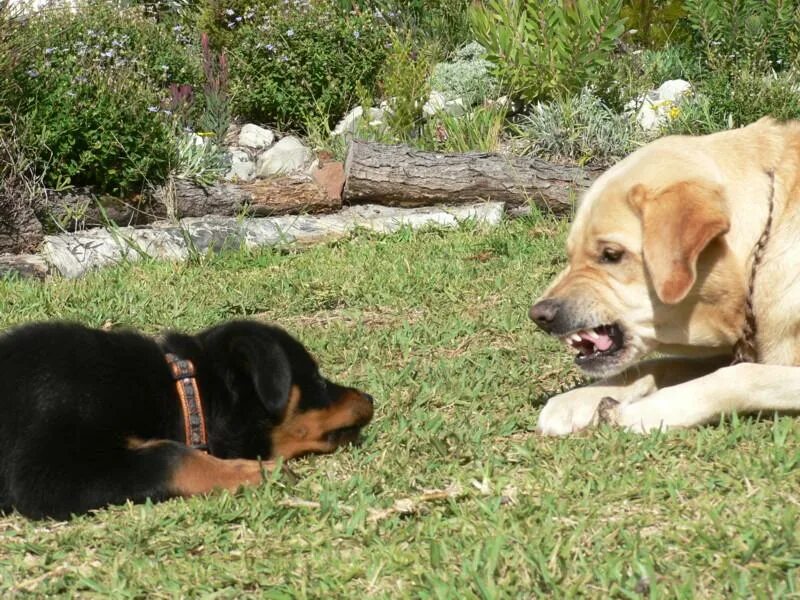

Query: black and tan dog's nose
529,299,560,333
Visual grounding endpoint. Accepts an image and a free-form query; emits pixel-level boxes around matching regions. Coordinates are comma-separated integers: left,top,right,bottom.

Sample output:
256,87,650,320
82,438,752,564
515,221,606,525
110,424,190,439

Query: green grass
2,216,800,597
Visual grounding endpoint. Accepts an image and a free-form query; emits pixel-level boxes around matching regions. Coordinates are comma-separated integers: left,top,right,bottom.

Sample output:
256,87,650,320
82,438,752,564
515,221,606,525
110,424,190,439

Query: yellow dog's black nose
529,299,560,333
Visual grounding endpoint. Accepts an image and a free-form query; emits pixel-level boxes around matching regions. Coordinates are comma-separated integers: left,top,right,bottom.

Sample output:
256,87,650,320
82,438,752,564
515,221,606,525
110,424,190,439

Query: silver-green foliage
514,88,644,167
471,0,626,103
173,133,229,187
429,42,498,106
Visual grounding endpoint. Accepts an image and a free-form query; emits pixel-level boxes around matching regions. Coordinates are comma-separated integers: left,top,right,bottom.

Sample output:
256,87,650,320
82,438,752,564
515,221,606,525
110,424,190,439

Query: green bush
684,0,800,70
335,0,474,55
471,0,626,104
514,88,644,167
621,0,690,49
664,68,800,135
228,1,391,132
8,1,201,195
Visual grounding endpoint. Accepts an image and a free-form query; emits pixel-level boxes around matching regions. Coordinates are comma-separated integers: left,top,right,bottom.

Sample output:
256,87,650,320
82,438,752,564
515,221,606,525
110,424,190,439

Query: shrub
228,1,391,132
429,42,499,107
8,1,201,196
379,33,433,141
664,69,800,135
621,0,691,49
684,0,800,70
471,0,626,104
513,89,644,167
335,0,474,54
419,104,508,153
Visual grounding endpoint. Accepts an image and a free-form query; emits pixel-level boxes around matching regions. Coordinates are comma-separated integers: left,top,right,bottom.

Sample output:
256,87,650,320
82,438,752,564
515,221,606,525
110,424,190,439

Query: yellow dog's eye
599,247,624,264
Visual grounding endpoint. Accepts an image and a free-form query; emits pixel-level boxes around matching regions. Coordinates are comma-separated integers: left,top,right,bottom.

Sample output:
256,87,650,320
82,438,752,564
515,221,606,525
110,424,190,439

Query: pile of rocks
225,124,312,183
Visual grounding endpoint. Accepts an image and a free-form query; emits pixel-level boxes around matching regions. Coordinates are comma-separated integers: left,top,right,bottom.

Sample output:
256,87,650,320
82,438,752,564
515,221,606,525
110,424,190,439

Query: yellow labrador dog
530,117,800,435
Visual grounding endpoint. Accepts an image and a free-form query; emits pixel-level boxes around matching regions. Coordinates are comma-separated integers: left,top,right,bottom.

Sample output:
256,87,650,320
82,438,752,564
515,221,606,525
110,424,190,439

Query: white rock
657,79,692,102
423,91,448,116
626,79,693,131
333,106,387,136
333,106,364,136
225,148,255,182
423,91,467,117
255,136,311,177
238,123,274,150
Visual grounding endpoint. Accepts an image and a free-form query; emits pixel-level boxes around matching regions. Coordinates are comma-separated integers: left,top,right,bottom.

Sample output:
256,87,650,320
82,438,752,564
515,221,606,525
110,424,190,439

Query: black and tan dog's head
198,320,374,459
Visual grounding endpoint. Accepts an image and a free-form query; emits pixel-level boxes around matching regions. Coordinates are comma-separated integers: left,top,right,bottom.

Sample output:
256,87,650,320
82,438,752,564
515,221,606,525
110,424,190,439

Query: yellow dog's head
529,139,749,378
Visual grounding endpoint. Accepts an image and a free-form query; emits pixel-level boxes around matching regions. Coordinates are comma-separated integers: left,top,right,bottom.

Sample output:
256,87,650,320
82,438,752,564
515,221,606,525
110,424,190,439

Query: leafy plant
664,68,800,135
379,33,433,142
228,0,391,132
334,0,474,54
621,0,690,48
471,0,627,104
514,88,644,167
196,32,231,142
7,0,199,196
429,42,499,107
172,133,228,186
683,0,800,70
419,104,509,153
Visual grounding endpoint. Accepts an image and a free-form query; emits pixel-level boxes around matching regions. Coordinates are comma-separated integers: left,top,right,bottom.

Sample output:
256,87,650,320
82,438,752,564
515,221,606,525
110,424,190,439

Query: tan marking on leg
169,450,274,497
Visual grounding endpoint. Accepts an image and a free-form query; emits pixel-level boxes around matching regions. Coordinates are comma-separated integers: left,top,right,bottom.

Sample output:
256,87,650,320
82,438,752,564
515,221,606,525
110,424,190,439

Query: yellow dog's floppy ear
630,181,730,305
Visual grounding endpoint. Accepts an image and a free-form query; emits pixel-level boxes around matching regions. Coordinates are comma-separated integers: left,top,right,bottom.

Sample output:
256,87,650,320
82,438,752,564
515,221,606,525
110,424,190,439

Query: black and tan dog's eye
599,247,624,264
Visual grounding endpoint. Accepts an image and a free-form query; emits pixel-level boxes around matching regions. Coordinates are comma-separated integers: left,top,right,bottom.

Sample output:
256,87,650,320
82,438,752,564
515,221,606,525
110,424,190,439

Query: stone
423,91,466,117
238,123,275,150
626,79,692,131
333,106,364,136
0,253,48,280
255,136,311,177
42,202,505,278
225,148,255,182
309,161,345,201
333,106,387,136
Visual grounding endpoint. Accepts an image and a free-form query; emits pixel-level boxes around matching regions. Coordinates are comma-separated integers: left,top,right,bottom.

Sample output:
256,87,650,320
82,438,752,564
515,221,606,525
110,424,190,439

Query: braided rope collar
731,170,776,365
165,353,209,451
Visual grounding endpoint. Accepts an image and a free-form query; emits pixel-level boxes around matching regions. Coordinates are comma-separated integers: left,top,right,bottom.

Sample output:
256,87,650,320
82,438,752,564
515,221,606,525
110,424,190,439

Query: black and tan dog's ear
630,181,730,305
227,336,292,421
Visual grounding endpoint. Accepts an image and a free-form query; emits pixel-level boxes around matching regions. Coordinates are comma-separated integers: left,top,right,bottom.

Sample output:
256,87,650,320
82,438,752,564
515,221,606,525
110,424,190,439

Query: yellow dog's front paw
537,389,607,436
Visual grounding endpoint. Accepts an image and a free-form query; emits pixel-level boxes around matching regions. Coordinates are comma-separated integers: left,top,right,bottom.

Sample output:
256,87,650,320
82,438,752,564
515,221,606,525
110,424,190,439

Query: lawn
1,215,799,598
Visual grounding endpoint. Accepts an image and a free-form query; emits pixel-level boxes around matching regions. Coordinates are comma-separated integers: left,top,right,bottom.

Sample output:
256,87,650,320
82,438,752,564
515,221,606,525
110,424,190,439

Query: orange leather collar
165,353,208,452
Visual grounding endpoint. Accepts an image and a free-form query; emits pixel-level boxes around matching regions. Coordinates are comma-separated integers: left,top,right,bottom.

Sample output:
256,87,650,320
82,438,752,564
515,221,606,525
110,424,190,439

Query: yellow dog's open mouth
561,323,625,366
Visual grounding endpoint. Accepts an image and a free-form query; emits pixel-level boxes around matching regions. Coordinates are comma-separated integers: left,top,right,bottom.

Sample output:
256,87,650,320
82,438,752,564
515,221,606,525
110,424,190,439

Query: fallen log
343,141,600,214
168,175,341,218
0,195,43,254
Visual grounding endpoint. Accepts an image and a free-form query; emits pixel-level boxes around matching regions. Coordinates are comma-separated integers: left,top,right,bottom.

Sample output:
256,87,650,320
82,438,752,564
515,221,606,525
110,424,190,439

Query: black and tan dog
0,319,374,519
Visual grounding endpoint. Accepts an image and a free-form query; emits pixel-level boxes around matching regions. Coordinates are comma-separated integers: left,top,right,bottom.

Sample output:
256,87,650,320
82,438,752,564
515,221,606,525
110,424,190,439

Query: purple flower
353,30,360,39
44,47,56,55
100,50,114,58
172,24,182,31
266,43,274,51
147,105,159,112
286,28,294,37
26,68,39,78
280,55,288,62
225,8,234,15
